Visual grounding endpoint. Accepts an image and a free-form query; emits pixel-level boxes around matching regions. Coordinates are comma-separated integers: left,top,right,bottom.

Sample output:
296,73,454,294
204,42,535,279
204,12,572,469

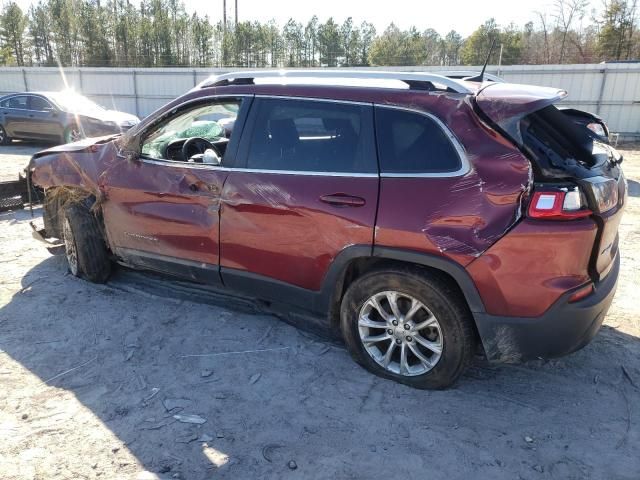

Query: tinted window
246,98,374,173
29,96,53,111
375,107,461,174
7,96,28,110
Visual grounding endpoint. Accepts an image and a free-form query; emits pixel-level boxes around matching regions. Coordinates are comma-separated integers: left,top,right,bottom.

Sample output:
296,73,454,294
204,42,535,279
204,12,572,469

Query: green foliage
460,18,500,65
598,0,638,60
0,2,28,66
459,18,523,65
443,30,463,65
0,1,638,67
369,24,426,66
317,17,343,66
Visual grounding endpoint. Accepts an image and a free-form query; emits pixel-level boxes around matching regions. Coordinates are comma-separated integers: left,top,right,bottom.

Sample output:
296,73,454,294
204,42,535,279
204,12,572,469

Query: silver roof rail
438,70,504,82
197,69,474,94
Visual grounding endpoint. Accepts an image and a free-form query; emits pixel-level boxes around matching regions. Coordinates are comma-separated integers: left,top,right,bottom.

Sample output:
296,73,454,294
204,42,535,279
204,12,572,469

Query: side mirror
116,134,141,162
117,145,140,163
203,148,221,166
123,150,140,163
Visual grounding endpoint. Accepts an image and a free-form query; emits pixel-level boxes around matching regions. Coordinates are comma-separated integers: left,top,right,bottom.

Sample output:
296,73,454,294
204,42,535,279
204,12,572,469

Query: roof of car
196,70,480,95
0,92,61,101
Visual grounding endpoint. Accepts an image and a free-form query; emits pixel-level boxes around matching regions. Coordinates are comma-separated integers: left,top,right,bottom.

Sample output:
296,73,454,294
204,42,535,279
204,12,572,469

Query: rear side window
246,98,375,173
375,107,462,174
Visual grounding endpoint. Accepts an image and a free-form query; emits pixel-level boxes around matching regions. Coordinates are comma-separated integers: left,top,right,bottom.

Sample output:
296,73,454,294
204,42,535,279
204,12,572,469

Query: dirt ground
1,141,639,480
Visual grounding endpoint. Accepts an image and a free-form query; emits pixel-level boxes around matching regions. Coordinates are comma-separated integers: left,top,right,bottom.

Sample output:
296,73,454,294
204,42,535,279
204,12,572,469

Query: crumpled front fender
29,138,121,195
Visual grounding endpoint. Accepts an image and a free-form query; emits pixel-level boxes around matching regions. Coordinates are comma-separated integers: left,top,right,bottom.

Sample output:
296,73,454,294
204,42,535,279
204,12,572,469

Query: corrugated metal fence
1,64,639,138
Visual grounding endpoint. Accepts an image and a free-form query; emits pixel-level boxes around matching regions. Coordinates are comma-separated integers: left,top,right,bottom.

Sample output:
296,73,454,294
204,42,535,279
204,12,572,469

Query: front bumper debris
30,221,65,254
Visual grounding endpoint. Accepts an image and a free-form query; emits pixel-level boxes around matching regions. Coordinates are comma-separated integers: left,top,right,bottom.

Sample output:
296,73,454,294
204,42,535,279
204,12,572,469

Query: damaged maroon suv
28,71,626,389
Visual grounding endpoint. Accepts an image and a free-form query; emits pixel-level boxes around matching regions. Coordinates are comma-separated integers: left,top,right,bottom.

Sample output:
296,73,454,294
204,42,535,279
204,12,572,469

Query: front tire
340,268,475,389
0,125,11,145
62,203,111,283
63,125,84,144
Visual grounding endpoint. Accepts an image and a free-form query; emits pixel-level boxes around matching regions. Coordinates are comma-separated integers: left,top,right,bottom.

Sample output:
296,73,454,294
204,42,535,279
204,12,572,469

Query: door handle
188,182,219,194
319,193,366,207
28,114,34,118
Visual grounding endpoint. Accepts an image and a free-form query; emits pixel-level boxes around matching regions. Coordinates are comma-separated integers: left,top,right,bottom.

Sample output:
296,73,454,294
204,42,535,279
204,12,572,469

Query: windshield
48,92,106,115
141,102,238,159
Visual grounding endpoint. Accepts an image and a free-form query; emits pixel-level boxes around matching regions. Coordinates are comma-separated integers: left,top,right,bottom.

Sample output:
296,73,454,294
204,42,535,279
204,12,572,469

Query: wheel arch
43,186,103,239
321,245,486,332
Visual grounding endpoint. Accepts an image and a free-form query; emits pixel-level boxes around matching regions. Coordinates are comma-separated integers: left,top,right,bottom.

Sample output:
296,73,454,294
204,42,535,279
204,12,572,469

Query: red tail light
568,283,594,303
528,189,592,220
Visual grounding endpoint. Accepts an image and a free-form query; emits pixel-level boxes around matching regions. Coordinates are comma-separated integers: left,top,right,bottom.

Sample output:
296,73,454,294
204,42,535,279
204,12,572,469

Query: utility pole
235,0,238,26
222,0,227,67
223,0,227,31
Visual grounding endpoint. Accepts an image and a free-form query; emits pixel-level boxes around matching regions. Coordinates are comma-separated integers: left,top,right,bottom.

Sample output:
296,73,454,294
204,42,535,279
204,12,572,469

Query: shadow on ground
1,234,639,480
0,139,57,151
627,179,640,197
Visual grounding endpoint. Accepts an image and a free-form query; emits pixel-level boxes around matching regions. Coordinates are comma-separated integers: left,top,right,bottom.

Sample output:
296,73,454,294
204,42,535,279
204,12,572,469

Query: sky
10,0,548,37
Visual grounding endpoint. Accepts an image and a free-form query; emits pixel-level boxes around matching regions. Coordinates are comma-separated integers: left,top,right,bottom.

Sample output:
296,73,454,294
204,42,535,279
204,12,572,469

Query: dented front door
101,159,227,282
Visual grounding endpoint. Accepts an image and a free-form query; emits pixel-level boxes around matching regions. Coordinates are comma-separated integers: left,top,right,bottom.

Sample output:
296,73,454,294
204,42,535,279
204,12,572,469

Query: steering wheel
182,137,216,162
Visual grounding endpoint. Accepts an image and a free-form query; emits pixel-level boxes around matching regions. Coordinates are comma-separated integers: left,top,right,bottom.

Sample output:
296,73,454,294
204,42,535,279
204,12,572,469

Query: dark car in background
0,91,139,145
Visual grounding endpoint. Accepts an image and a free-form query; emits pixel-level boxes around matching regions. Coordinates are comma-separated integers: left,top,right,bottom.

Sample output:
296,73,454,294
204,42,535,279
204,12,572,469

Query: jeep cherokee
28,70,627,389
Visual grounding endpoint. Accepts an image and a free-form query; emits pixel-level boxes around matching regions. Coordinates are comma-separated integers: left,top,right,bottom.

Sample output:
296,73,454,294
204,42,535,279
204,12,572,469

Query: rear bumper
475,252,620,363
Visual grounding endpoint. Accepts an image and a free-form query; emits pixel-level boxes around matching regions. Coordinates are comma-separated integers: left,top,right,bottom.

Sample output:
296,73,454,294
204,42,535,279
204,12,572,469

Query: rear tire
0,125,11,145
62,203,111,283
340,268,475,389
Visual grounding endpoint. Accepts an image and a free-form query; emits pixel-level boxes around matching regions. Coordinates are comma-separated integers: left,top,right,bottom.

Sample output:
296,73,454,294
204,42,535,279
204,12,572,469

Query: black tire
340,267,475,389
62,203,111,283
0,125,11,145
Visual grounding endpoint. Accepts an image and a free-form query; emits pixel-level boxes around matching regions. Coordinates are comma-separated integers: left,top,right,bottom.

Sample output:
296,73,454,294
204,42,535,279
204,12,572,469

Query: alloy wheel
357,291,443,376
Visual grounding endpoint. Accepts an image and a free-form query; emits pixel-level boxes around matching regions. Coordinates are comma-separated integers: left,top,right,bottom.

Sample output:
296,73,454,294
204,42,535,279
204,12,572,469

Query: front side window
246,98,375,173
375,107,462,174
141,99,240,162
7,96,28,110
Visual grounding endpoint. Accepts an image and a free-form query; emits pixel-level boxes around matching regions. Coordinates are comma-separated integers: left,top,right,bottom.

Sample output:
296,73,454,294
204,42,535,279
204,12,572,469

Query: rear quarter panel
466,218,598,317
375,94,532,267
